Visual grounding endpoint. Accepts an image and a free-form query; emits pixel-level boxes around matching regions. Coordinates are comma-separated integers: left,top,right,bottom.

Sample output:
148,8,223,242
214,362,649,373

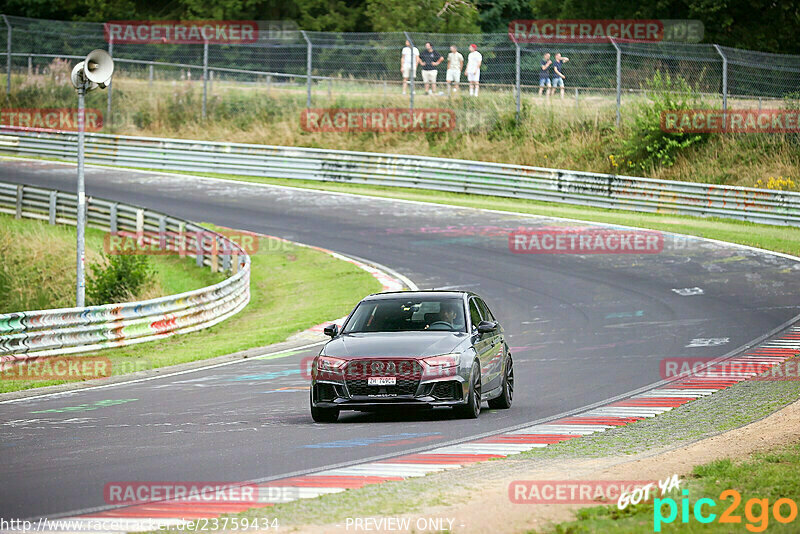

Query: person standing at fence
465,44,482,97
552,53,569,98
401,40,420,95
420,42,444,95
446,45,464,94
539,52,552,96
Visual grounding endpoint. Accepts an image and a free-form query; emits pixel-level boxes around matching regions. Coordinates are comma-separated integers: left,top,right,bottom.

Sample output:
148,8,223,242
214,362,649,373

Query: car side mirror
323,324,340,338
477,320,498,334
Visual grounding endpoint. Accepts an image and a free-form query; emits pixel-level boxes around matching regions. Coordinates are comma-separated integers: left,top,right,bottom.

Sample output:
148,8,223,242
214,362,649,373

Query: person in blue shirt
539,52,552,96
552,53,570,98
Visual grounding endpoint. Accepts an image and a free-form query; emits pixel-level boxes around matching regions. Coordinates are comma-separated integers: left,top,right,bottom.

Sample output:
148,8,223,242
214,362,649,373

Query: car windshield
342,297,467,333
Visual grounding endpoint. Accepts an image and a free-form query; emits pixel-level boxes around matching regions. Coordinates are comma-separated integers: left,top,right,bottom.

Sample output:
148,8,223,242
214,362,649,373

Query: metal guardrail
1,127,799,227
0,178,251,362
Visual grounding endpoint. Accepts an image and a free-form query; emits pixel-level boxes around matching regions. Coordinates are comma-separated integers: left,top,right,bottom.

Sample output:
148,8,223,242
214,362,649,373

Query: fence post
49,190,57,224
575,87,578,109
515,41,521,122
610,37,621,126
404,32,415,112
713,44,727,129
202,41,208,120
107,38,113,128
148,62,153,86
27,55,31,77
3,15,11,98
300,30,312,108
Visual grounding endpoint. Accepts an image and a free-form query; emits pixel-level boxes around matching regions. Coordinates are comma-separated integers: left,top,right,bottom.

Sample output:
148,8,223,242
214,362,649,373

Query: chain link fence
1,14,799,131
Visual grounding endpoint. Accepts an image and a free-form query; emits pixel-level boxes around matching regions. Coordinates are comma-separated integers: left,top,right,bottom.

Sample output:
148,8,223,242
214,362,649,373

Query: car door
469,297,494,392
476,297,504,390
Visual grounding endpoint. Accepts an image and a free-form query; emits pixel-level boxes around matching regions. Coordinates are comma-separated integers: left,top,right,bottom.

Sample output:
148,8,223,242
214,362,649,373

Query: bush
618,71,710,172
87,254,155,305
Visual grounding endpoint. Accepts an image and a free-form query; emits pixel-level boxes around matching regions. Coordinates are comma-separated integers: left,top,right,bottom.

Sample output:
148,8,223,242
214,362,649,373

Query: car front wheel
454,362,481,419
488,353,513,409
310,390,339,423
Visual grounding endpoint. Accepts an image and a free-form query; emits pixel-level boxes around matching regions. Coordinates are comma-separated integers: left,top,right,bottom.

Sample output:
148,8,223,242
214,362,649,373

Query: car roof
362,290,476,301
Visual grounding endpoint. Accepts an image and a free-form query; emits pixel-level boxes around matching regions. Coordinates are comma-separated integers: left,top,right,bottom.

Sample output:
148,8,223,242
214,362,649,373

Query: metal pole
575,87,578,109
3,15,11,97
76,84,86,307
515,42,521,122
106,38,113,128
610,37,621,126
713,44,727,130
149,62,153,86
202,41,208,120
300,30,312,108
404,32,415,112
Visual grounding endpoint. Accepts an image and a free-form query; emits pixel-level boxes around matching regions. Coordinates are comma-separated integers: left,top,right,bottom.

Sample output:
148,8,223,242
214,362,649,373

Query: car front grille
344,359,422,397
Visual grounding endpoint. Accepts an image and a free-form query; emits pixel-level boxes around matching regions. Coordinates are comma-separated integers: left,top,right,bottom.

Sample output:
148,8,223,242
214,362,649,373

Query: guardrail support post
15,184,22,219
49,190,57,224
202,41,208,120
515,41,521,123
404,32,415,112
300,30,312,109
610,37,621,126
109,203,118,233
210,236,219,272
222,251,231,271
196,232,204,267
158,216,166,250
3,15,11,97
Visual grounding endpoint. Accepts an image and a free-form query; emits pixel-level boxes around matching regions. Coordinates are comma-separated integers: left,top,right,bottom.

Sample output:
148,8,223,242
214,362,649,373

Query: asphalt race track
2,158,799,520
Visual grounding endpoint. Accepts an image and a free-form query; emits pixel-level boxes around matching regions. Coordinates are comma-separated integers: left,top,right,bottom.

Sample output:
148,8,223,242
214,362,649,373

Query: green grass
0,221,382,393
545,443,800,533
7,71,800,189
0,213,223,313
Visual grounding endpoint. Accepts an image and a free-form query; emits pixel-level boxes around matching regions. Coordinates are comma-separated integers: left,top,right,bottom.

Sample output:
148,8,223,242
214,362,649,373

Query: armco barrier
1,127,798,227
0,180,250,362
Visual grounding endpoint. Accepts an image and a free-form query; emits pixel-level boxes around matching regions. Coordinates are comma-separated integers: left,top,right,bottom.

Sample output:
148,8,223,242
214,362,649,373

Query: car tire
310,390,339,423
488,353,513,409
454,362,481,419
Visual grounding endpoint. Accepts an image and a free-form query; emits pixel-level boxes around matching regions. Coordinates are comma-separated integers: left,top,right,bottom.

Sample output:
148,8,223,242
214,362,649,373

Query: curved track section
1,158,799,520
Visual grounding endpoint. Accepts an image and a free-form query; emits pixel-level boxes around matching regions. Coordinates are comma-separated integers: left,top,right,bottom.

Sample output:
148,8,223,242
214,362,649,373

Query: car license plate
368,377,396,386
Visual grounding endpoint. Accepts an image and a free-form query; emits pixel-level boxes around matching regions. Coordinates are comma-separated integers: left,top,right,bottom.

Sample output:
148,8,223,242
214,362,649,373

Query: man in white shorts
419,42,444,95
400,40,420,95
465,44,482,97
446,45,464,94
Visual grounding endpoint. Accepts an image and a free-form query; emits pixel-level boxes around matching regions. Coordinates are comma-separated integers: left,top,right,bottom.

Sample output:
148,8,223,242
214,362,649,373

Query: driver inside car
426,301,464,330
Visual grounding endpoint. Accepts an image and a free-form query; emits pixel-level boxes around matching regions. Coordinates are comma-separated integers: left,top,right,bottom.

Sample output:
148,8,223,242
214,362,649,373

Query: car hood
323,332,468,359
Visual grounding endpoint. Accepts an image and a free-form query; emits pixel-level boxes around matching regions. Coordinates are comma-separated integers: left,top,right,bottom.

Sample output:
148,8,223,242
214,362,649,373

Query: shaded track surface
1,159,799,519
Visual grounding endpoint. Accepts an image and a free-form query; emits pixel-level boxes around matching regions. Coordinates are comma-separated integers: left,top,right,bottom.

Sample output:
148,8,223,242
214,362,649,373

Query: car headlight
422,353,459,378
316,355,347,372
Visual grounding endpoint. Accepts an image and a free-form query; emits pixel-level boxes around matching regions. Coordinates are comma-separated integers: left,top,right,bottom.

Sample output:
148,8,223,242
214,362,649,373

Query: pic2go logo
654,489,798,532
